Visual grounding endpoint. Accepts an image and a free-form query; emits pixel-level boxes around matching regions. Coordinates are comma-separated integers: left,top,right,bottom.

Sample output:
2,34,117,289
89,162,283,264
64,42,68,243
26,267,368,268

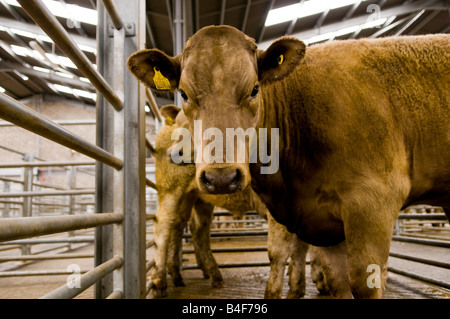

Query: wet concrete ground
0,234,449,299
147,237,450,299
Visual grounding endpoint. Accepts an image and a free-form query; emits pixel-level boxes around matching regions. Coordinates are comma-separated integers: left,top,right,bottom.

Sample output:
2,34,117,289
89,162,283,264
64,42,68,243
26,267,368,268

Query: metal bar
0,212,123,243
0,253,93,262
0,190,95,198
112,25,125,296
183,230,268,238
146,178,157,190
173,0,183,107
392,236,450,248
183,261,271,270
0,161,95,168
388,266,450,290
183,246,268,254
95,0,113,298
106,290,123,299
408,9,441,34
393,9,425,36
40,256,123,299
145,138,156,155
397,213,448,220
0,92,123,170
146,88,162,122
0,269,89,277
122,0,147,298
101,0,124,30
0,237,94,245
389,252,450,269
16,0,123,110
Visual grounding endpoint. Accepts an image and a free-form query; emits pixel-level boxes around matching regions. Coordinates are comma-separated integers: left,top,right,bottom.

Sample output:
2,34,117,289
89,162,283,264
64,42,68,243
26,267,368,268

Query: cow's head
128,25,305,194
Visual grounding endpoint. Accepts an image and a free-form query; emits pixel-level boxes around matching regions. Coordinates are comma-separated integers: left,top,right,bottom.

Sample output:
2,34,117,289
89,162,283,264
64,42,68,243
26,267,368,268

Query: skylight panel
265,0,369,26
4,0,97,25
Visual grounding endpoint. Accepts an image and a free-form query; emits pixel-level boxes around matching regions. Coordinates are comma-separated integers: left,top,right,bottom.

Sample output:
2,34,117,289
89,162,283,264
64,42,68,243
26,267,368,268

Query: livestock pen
0,0,150,299
0,0,449,301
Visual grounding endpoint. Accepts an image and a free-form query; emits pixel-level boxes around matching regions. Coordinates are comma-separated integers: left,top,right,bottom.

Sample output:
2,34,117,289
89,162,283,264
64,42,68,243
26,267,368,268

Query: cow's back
258,34,450,238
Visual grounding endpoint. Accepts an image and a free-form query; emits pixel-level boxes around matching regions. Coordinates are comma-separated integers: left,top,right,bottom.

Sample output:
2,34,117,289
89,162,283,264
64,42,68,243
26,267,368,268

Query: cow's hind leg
190,199,224,288
343,176,406,298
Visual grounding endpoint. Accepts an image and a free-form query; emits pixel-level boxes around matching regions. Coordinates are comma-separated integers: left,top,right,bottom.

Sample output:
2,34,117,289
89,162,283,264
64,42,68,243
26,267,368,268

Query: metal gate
0,0,151,299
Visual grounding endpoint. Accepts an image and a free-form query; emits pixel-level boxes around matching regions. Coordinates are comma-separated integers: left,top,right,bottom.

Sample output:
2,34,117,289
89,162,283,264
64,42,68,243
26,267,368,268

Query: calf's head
128,25,305,194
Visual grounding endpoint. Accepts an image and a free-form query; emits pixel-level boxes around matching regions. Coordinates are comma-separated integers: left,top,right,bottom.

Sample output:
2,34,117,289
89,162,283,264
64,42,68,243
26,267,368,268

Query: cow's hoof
286,290,305,299
152,287,168,298
211,280,225,288
264,291,281,299
173,278,186,287
201,271,210,279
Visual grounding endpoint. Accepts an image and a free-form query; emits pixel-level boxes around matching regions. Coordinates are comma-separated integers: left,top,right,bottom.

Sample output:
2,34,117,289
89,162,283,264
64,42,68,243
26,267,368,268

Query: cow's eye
179,89,188,101
250,85,259,99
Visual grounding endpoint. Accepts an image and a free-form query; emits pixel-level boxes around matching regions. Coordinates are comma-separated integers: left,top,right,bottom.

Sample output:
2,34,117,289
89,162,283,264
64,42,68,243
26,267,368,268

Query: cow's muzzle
198,167,244,194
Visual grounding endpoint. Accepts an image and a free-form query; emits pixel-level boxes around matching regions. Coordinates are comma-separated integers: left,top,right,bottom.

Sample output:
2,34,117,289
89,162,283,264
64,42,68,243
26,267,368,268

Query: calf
150,105,309,299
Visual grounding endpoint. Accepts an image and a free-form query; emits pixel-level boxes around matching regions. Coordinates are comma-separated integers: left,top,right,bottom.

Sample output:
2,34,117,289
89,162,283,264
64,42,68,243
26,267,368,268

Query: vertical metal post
95,1,115,298
95,0,146,299
67,166,76,250
3,182,11,217
112,25,125,297
174,0,184,107
122,0,147,298
22,155,33,255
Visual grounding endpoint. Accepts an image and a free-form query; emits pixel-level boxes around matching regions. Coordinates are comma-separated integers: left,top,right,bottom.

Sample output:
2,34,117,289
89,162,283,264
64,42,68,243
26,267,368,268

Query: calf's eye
250,85,259,99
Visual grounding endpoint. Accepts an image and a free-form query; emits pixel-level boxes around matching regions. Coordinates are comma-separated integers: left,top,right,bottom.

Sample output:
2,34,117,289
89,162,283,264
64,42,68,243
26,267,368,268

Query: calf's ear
160,104,181,125
257,36,306,84
127,49,180,91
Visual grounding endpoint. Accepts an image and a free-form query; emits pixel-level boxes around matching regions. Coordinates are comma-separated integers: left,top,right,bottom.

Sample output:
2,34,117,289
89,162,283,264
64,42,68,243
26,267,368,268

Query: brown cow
128,26,450,298
150,104,310,298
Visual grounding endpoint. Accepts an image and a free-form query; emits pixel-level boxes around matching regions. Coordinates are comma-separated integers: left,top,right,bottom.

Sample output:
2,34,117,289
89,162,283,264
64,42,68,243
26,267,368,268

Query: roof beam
258,0,447,48
0,61,94,91
220,0,226,25
393,9,425,36
241,0,251,32
0,17,96,49
408,9,441,34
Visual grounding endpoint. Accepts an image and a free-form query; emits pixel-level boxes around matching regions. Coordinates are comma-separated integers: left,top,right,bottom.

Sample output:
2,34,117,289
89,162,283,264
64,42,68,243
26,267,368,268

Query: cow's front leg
190,199,224,288
151,192,193,297
344,211,394,299
166,211,190,287
151,196,176,298
316,242,352,298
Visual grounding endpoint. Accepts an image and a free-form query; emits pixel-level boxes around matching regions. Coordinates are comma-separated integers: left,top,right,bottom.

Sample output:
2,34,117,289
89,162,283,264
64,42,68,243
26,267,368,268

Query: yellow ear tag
278,54,284,65
153,67,172,90
165,116,174,126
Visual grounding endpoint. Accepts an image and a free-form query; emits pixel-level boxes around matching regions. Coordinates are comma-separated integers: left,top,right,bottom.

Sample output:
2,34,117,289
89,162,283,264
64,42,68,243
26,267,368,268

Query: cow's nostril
201,170,211,186
232,169,240,184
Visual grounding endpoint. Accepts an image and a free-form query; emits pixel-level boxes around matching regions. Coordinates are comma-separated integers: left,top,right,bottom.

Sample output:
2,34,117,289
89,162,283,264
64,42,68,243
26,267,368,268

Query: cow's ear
127,49,180,91
160,104,181,125
257,37,306,84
